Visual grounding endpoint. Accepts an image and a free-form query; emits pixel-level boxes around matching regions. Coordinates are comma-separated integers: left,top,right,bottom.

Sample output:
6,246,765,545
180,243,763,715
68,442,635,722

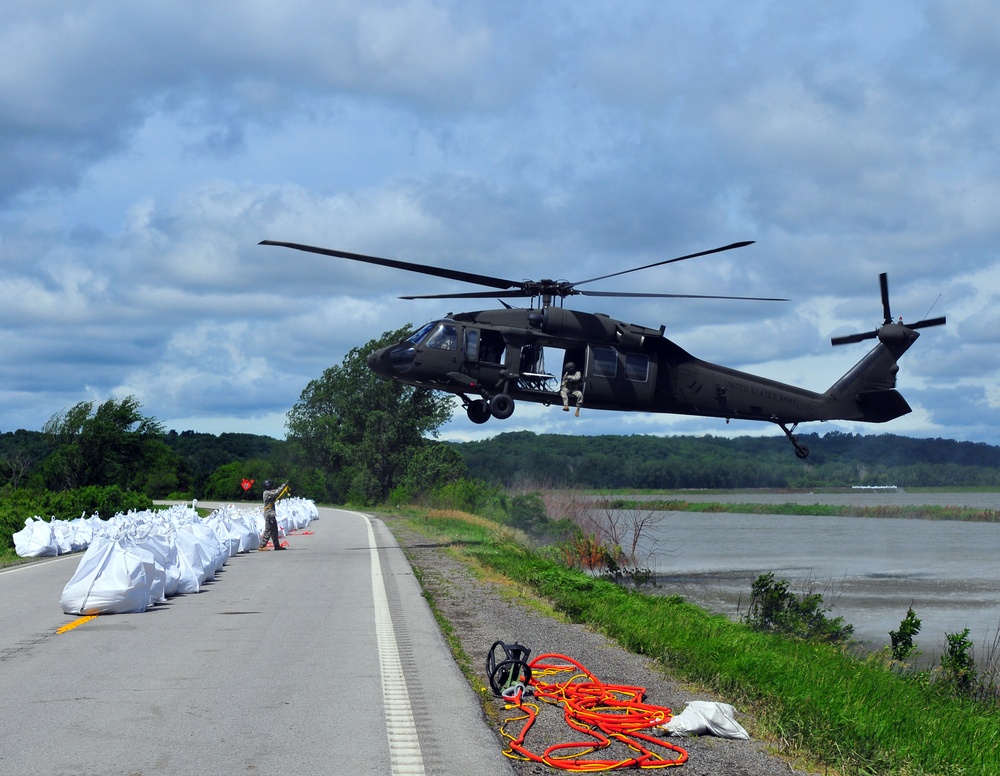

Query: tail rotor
831,273,946,346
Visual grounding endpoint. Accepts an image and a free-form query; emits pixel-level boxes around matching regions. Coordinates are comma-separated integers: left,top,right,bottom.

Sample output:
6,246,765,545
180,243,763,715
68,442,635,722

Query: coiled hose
498,651,688,770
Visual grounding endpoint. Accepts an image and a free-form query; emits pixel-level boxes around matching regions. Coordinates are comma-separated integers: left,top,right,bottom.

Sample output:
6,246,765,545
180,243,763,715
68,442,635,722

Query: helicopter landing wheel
779,421,810,459
466,399,491,424
490,393,515,420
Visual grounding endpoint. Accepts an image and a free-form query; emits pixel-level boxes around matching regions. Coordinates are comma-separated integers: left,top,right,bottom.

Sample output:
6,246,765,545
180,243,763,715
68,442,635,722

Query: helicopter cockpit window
592,347,618,378
625,353,649,382
407,322,437,344
425,322,458,351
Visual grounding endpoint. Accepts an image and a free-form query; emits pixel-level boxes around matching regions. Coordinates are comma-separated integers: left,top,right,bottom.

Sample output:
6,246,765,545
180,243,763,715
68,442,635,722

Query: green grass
405,510,1000,775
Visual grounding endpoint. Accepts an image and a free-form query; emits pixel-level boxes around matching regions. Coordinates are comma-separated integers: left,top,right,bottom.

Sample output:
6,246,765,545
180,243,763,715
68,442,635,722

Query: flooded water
621,491,1000,664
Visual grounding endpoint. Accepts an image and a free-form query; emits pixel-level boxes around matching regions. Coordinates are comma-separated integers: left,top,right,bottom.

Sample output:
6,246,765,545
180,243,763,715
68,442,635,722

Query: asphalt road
0,506,514,776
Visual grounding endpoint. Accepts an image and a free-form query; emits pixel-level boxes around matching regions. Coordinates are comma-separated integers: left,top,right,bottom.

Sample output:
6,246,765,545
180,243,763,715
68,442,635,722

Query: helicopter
261,239,945,458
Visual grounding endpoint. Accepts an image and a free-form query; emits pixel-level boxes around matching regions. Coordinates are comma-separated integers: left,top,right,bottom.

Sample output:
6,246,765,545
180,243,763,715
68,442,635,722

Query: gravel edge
384,514,809,776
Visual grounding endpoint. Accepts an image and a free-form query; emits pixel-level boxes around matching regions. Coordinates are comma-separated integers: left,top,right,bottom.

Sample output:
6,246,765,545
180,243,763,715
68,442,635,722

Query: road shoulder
385,515,807,776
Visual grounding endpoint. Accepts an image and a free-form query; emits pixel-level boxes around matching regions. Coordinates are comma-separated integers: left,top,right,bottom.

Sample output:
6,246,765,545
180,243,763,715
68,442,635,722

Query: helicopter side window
425,323,458,351
465,328,479,361
592,347,618,378
625,353,649,382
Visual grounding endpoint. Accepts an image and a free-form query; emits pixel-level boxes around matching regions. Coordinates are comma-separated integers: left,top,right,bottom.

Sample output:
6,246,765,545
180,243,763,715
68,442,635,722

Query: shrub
744,572,854,645
508,492,548,534
0,485,153,550
428,478,508,521
889,606,922,662
941,628,977,697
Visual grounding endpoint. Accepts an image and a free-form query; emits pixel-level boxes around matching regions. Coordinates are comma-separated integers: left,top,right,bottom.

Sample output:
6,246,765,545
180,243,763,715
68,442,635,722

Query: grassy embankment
403,508,1000,776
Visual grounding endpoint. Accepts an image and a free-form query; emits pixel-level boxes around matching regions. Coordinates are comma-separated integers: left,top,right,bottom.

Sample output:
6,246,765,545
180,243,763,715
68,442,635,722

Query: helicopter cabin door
462,326,506,392
584,345,655,410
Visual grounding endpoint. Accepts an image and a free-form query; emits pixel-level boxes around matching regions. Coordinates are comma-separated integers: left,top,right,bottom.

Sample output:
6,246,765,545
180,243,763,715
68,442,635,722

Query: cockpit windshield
424,322,458,351
406,322,437,344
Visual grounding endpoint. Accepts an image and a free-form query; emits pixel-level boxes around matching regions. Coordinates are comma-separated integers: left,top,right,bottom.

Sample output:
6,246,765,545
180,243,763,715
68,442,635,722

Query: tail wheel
490,393,515,419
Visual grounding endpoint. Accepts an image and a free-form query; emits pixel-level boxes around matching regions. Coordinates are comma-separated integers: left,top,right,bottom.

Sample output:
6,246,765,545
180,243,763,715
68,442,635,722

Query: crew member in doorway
560,362,583,417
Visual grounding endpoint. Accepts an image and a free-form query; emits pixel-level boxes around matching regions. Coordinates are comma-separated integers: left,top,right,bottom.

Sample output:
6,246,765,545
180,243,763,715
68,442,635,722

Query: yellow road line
56,615,97,634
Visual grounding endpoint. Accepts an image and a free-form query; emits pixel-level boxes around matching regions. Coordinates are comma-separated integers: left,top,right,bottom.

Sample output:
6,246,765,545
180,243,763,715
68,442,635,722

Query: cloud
0,1,996,448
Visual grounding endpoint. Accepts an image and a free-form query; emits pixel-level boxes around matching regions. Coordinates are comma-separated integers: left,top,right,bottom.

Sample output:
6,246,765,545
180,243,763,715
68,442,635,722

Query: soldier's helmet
264,479,274,489
566,362,575,371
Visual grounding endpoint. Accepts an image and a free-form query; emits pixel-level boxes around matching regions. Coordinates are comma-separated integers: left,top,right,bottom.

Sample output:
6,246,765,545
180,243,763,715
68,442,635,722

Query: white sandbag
206,514,241,557
229,511,260,553
173,526,213,586
51,519,74,555
64,516,95,551
184,521,227,574
172,546,202,594
13,517,59,557
60,538,150,615
214,506,260,553
141,532,182,599
661,701,750,739
131,543,167,606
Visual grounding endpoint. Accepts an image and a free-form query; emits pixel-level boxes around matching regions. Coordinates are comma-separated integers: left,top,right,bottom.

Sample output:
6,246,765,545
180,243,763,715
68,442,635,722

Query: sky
1,1,999,448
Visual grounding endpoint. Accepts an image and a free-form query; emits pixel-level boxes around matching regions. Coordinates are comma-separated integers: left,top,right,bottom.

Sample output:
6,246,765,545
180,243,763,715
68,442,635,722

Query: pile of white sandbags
13,514,102,558
55,500,317,616
278,497,320,533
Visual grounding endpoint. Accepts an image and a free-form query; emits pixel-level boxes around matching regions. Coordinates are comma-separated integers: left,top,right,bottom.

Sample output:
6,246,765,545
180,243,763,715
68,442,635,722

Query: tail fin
825,326,915,421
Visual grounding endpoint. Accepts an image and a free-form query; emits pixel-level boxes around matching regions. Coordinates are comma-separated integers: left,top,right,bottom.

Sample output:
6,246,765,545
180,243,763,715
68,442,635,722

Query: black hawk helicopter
261,240,945,458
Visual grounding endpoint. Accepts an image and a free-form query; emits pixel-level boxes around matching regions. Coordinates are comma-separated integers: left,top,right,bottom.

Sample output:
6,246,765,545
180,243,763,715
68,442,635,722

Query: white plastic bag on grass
661,701,750,739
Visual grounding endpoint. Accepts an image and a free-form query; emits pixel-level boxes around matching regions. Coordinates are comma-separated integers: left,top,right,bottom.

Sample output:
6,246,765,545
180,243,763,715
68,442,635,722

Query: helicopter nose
367,349,387,375
367,344,415,377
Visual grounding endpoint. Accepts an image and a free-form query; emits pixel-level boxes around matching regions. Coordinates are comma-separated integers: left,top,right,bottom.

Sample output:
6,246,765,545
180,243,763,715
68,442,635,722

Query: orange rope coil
500,652,688,770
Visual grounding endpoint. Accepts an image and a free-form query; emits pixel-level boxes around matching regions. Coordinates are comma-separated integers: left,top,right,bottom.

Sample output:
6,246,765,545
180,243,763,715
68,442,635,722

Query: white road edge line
362,512,426,776
0,555,75,575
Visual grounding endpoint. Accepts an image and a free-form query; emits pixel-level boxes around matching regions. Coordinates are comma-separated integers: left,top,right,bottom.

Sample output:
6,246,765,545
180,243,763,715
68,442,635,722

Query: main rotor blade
399,290,535,300
880,273,892,324
579,289,788,301
259,240,520,291
572,241,755,287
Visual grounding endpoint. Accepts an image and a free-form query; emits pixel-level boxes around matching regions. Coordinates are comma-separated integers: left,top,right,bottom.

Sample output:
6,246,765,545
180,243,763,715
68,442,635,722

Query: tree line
449,430,1000,490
